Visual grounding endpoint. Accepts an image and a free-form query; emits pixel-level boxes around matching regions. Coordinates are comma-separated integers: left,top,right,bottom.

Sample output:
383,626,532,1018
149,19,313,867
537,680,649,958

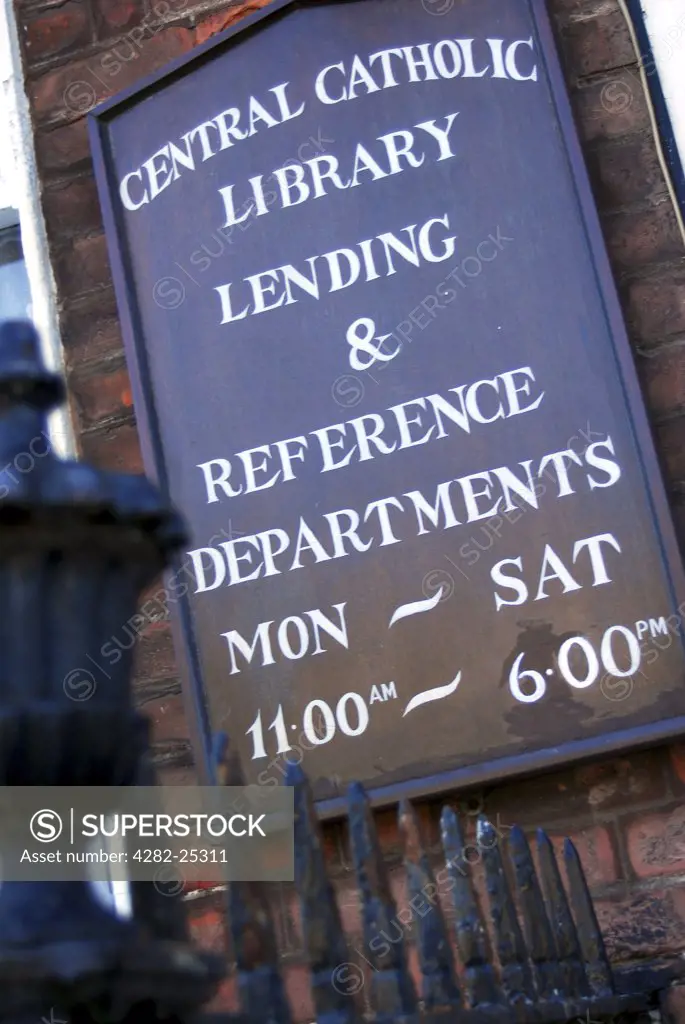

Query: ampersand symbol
345,317,400,371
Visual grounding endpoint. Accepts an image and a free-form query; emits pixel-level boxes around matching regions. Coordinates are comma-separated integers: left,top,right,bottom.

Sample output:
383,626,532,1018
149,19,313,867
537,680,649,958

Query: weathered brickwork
12,0,685,1011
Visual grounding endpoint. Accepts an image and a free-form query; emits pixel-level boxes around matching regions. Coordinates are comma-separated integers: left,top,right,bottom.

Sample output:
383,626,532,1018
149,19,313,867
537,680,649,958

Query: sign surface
90,0,685,810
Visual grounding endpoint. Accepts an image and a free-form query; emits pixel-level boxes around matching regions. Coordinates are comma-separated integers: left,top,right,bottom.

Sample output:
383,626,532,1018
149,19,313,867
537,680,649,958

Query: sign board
90,0,685,812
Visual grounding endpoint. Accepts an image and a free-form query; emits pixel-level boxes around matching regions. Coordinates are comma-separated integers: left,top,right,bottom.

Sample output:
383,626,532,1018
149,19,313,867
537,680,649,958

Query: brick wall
12,0,685,1010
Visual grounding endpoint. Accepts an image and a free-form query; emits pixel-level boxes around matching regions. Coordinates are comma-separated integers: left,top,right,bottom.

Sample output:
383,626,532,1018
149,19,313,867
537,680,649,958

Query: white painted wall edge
0,0,76,458
640,0,685,189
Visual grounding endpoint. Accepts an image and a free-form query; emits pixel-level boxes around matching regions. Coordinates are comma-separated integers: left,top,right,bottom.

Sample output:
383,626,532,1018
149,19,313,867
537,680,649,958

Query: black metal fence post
0,321,223,1023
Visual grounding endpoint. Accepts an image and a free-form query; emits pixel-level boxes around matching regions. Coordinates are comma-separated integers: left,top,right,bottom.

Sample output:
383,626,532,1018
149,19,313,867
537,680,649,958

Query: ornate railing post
0,321,223,1023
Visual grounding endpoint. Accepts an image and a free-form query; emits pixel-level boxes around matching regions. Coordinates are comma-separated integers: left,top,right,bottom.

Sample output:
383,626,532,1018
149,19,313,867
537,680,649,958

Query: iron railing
0,319,670,1024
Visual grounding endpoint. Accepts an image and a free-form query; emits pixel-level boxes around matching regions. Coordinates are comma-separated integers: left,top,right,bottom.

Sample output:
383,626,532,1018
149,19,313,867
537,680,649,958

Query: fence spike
227,881,293,1024
479,816,535,1004
536,829,588,998
217,736,291,1024
507,825,559,1000
287,762,358,1024
440,806,499,1007
398,799,461,1010
564,838,614,997
347,783,417,1018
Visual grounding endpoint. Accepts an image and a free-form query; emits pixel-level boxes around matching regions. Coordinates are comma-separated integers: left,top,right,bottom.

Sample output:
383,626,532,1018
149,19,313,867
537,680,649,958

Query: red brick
670,745,685,788
595,887,685,962
550,0,614,27
79,419,144,473
548,824,619,886
483,751,667,825
133,670,181,707
194,2,268,45
260,883,299,956
661,984,685,1024
93,0,143,39
93,23,195,91
133,550,211,626
151,736,193,769
61,297,124,371
638,341,685,420
334,878,363,938
147,692,191,748
31,64,104,122
69,360,133,428
626,805,685,878
23,3,91,62
138,577,172,623
15,0,85,9
133,621,177,684
655,416,685,484
461,773,572,827
30,26,194,123
156,764,198,786
572,69,650,144
193,8,236,45
585,133,667,211
34,119,91,174
55,233,112,298
560,6,635,78
42,175,103,240
186,901,227,953
362,801,438,856
625,268,685,345
205,976,239,1015
283,964,315,1023
603,202,685,273
669,887,685,936
578,755,669,809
